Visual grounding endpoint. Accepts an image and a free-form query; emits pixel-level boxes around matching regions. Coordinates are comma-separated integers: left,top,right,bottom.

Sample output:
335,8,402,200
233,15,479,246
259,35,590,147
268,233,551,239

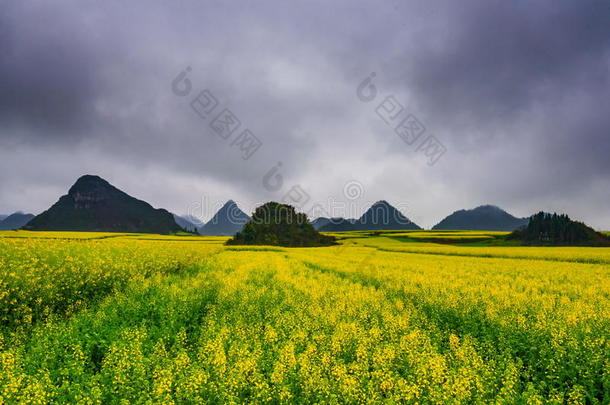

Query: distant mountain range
199,200,250,236
312,217,356,231
1,175,560,235
23,175,181,234
0,212,35,230
173,214,203,233
310,217,332,231
318,201,421,232
316,218,358,232
432,205,528,231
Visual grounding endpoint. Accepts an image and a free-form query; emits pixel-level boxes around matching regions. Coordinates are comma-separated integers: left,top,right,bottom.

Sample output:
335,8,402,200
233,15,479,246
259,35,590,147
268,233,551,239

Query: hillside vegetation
24,175,181,234
227,202,335,247
509,212,610,246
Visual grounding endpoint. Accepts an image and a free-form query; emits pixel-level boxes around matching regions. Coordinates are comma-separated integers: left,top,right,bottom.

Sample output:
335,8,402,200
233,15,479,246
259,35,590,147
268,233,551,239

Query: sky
1,0,609,229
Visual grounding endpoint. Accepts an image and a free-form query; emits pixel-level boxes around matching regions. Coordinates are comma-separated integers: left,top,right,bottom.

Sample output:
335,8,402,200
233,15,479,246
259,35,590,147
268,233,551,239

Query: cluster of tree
509,212,610,246
227,202,336,247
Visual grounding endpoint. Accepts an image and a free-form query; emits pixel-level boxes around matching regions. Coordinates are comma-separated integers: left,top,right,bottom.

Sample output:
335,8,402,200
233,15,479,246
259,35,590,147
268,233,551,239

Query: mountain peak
68,175,113,194
370,200,391,208
0,212,35,230
24,175,181,234
473,204,503,212
359,200,413,225
320,200,420,231
433,205,528,231
173,214,202,233
72,174,109,186
360,200,403,218
76,174,105,181
198,201,250,236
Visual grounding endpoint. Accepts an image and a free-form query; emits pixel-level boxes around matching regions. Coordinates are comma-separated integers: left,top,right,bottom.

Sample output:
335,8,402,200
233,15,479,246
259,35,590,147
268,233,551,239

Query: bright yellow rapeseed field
0,231,609,403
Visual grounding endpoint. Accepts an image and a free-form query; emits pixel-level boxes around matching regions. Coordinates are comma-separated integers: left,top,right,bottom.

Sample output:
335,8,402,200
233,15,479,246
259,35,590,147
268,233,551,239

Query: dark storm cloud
0,0,609,228
375,0,610,224
387,0,610,163
0,2,115,142
399,1,610,120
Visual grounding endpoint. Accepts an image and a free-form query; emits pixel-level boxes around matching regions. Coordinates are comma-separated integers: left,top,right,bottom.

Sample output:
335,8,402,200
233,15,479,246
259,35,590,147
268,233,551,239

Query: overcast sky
1,0,609,229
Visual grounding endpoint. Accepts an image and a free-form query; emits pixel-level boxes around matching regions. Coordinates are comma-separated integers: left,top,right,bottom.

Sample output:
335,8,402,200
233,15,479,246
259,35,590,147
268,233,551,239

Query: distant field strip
353,236,610,265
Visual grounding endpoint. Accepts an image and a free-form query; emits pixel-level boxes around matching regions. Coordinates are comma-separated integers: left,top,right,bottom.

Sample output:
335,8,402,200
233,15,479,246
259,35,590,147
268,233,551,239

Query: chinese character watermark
356,72,446,166
172,66,262,160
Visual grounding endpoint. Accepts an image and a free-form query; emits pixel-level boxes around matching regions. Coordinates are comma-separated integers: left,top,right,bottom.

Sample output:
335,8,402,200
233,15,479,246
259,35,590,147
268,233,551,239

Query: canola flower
0,231,608,403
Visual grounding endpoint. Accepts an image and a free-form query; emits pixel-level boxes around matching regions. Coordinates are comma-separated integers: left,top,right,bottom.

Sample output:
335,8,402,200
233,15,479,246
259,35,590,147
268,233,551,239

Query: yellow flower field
0,231,609,403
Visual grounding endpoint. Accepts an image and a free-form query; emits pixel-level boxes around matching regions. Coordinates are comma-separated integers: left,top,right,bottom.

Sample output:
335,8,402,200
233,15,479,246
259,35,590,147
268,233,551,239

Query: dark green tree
227,202,336,247
509,212,609,246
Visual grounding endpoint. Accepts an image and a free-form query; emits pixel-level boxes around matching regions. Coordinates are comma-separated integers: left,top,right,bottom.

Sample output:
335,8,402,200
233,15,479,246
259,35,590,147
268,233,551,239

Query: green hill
433,205,528,231
227,202,336,247
508,212,610,246
319,201,420,232
24,175,181,234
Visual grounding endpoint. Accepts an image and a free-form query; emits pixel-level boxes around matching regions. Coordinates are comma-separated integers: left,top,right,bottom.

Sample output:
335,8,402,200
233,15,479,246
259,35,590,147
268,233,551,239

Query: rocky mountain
433,205,528,231
0,212,35,230
23,175,181,234
173,214,203,233
358,200,421,230
0,215,7,221
319,201,420,232
198,200,250,236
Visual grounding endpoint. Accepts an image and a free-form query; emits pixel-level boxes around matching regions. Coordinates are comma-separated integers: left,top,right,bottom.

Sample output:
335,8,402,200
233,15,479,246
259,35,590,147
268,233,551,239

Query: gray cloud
0,2,114,143
1,0,609,229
